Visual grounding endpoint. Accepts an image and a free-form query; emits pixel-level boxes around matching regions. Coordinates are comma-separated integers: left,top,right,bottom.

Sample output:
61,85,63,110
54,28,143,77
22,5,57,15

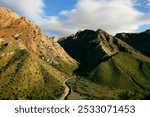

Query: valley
0,6,150,100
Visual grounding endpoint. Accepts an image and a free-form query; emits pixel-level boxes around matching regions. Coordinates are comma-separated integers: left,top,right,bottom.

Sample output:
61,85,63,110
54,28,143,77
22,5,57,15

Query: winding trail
59,77,74,100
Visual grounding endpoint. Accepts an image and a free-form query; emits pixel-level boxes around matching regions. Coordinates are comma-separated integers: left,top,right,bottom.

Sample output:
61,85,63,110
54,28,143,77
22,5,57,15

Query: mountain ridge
115,29,150,57
59,28,150,99
0,6,150,99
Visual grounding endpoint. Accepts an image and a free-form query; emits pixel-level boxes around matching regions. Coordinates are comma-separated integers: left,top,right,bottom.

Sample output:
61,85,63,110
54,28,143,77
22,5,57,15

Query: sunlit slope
89,52,150,91
0,49,67,99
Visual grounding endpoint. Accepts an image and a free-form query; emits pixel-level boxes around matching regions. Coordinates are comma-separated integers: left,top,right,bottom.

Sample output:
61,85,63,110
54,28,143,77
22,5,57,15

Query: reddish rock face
0,6,77,67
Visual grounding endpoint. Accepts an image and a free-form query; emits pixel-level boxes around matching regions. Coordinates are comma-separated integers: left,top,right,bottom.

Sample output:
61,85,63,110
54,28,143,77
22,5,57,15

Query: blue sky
0,0,150,36
44,0,77,16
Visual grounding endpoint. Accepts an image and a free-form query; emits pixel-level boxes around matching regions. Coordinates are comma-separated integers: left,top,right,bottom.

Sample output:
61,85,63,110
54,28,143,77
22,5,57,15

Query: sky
0,0,150,36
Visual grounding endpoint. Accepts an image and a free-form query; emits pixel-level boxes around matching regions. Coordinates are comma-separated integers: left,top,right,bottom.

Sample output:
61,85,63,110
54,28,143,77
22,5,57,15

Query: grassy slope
66,52,150,100
67,77,146,100
0,49,68,99
88,52,150,91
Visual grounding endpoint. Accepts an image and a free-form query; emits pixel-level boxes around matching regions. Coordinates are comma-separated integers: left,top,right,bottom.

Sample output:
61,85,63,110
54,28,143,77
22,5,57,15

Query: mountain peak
96,28,106,33
0,6,20,19
59,28,119,75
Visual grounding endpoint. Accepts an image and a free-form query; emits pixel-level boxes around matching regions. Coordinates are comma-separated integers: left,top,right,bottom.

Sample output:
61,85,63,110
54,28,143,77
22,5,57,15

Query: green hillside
0,49,68,99
65,52,150,100
67,77,147,100
89,52,150,90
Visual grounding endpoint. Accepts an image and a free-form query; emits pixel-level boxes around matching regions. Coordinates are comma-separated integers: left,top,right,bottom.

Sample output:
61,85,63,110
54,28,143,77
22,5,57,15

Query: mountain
0,7,77,99
1,6,150,100
59,29,150,99
59,29,150,74
115,30,150,57
58,29,119,75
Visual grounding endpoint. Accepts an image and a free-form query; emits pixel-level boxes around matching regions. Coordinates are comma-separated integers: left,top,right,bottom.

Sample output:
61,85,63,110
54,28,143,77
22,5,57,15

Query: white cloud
0,0,150,36
58,0,142,34
39,16,76,35
0,0,45,21
43,0,150,35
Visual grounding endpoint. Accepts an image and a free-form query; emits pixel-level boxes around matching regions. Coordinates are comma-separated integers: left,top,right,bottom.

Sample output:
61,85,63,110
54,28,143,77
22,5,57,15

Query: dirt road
59,77,75,100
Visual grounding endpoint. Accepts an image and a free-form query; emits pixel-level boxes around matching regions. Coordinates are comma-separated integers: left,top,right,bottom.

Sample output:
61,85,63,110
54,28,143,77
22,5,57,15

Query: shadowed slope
59,29,119,75
115,30,150,57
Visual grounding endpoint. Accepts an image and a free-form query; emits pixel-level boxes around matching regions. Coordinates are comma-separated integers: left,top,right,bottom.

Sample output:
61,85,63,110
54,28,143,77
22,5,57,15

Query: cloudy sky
0,0,150,36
